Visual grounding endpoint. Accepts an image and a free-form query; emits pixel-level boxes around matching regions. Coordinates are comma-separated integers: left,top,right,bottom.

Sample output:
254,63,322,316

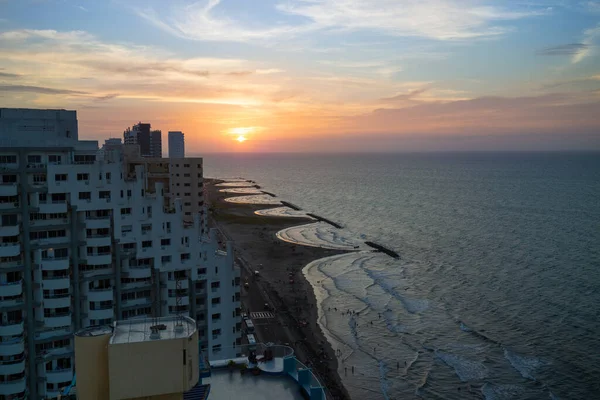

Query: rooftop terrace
110,316,196,344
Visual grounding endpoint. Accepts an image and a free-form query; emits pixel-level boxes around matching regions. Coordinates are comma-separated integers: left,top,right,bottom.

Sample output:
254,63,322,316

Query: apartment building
168,131,185,158
122,145,205,225
0,108,240,399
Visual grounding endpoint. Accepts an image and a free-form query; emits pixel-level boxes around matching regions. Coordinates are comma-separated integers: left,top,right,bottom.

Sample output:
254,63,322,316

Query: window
198,174,202,178
176,173,180,177
212,344,222,353
181,253,190,260
33,173,46,183
105,172,111,180
184,183,190,187
55,174,67,181
212,313,221,321
127,189,132,197
76,173,89,181
198,202,203,206
211,282,220,289
184,202,191,206
184,164,190,167
212,329,221,335
78,192,91,200
28,155,41,163
184,173,190,177
0,155,17,163
198,268,206,275
211,297,221,305
142,240,152,248
49,155,62,164
160,239,170,246
51,193,66,202
185,212,191,216
120,190,123,198
184,193,191,196
99,191,111,199
120,208,131,215
161,255,171,263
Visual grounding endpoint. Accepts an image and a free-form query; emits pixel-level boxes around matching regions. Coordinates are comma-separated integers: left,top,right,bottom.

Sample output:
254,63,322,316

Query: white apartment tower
168,131,185,158
0,109,241,400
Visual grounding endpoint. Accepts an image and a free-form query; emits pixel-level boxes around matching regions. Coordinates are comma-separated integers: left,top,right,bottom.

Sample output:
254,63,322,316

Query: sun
236,135,247,143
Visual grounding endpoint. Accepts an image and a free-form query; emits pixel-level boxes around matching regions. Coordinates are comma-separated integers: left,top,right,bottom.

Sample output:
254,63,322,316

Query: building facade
123,123,162,158
168,131,185,158
0,109,240,400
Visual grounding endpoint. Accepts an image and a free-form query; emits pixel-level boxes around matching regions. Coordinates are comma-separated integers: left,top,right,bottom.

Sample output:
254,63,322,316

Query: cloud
573,23,600,63
0,84,88,95
537,43,589,55
381,88,428,102
0,71,21,78
132,0,547,44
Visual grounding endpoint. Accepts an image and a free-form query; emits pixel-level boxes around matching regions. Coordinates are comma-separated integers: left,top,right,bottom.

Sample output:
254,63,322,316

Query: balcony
0,202,18,211
38,257,69,271
0,225,19,237
0,243,20,258
38,201,67,214
0,337,24,356
43,294,71,309
87,287,113,302
121,280,151,290
0,184,18,197
0,377,26,396
88,306,114,320
124,265,151,279
86,253,112,265
0,321,24,337
42,276,70,290
121,297,152,309
0,356,25,376
0,280,22,297
85,217,110,229
167,279,189,290
46,367,73,384
167,295,189,306
44,313,72,328
86,234,111,247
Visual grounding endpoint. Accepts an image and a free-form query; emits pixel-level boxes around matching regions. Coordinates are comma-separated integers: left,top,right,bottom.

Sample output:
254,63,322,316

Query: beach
206,179,352,400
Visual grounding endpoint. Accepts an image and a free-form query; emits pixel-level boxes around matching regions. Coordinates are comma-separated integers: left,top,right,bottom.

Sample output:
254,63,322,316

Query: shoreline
206,179,352,400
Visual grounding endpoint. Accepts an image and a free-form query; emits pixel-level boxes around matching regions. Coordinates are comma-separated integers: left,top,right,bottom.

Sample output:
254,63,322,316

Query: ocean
200,152,600,400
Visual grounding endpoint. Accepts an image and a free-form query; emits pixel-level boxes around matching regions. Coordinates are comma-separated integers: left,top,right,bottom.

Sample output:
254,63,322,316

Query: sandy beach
206,179,352,400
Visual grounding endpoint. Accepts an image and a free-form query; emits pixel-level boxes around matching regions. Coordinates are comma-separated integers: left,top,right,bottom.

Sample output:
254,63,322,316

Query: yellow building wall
108,331,198,400
74,332,111,400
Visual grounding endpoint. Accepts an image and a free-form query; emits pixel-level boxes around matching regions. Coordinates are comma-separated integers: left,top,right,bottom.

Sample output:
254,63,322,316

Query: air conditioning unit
85,181,90,185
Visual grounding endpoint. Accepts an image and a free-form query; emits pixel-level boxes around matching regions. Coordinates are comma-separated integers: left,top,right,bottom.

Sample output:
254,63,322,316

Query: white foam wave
481,383,525,400
224,194,281,205
255,206,313,219
276,222,368,250
436,351,488,381
503,349,545,381
460,322,473,332
219,187,263,194
215,181,255,187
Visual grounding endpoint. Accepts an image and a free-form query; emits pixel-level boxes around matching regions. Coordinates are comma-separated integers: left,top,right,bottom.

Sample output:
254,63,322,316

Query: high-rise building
168,131,185,158
0,108,241,399
123,123,162,158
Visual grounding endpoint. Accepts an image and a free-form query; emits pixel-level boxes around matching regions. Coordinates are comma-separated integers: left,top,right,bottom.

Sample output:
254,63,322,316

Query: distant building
101,138,122,149
168,131,185,158
123,122,162,158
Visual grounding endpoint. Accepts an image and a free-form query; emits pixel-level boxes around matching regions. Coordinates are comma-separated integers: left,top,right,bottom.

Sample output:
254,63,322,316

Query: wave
255,206,313,218
436,351,488,381
481,383,525,400
224,194,282,205
276,222,368,250
219,187,263,194
503,349,546,381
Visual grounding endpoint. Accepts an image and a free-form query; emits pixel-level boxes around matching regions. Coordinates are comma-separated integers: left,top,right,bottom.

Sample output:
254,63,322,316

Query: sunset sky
1,0,599,152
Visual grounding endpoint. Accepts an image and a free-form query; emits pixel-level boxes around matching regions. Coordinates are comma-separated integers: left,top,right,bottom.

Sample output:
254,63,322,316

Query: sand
206,179,352,400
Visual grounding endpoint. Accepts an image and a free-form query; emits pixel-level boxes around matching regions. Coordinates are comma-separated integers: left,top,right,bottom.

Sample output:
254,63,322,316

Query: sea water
201,152,600,399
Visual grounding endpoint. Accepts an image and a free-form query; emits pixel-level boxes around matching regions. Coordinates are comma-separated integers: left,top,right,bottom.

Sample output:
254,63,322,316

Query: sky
0,0,599,153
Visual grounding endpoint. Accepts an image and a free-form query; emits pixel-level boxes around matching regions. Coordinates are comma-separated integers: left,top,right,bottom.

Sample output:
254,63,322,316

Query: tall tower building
168,131,185,158
0,108,241,399
123,123,162,158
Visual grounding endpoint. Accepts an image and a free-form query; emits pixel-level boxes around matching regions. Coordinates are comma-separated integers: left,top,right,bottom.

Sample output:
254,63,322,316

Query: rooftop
110,316,196,344
204,369,305,400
